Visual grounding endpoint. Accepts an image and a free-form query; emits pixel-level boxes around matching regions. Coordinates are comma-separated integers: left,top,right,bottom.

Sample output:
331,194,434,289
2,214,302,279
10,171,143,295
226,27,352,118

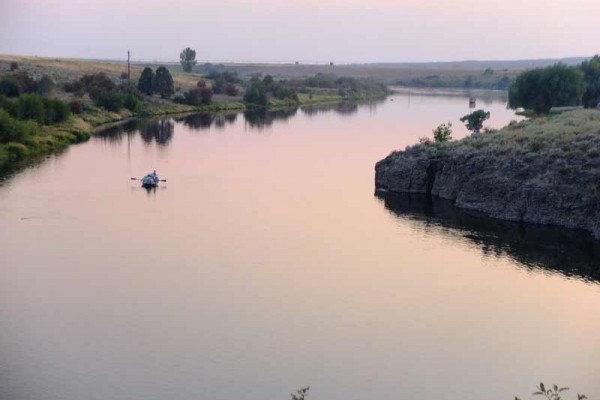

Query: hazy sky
1,0,598,63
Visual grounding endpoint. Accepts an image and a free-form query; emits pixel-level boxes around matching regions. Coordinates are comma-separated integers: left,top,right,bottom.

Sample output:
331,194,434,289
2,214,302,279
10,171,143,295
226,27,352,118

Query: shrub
4,142,29,160
94,90,125,111
36,75,56,97
580,55,600,108
225,83,239,96
13,71,37,93
460,109,490,134
9,62,18,71
69,100,84,114
16,93,46,124
243,82,268,106
64,80,84,94
0,76,21,97
78,73,117,99
0,109,36,144
432,122,452,143
183,87,213,106
43,98,70,124
123,93,143,112
0,94,17,116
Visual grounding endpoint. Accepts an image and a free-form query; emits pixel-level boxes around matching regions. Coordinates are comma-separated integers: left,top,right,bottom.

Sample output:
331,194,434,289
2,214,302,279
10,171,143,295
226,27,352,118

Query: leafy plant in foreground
515,382,587,400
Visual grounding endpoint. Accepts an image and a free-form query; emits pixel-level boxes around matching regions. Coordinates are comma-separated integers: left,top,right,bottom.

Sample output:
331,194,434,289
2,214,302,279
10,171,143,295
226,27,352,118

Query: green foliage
43,97,70,124
179,47,197,73
509,64,584,113
243,82,268,106
291,387,309,400
183,87,213,106
124,93,143,113
69,100,84,114
36,75,56,97
432,122,452,143
0,109,36,144
460,109,491,134
4,142,30,160
207,71,240,94
225,83,239,96
75,73,117,99
94,90,125,112
12,71,37,93
137,67,155,95
580,55,600,108
515,382,586,400
16,93,46,124
153,66,174,98
0,75,21,97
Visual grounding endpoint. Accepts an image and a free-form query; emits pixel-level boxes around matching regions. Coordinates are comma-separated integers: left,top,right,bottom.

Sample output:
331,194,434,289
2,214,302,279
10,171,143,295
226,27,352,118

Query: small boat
131,171,166,187
141,172,160,188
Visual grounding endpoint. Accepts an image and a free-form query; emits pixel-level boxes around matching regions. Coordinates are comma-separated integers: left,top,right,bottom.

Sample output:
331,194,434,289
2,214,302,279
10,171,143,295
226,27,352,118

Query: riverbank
375,109,600,238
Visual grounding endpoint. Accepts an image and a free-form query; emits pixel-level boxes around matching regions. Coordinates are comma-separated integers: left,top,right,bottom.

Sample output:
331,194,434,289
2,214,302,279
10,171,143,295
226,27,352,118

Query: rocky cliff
375,110,600,238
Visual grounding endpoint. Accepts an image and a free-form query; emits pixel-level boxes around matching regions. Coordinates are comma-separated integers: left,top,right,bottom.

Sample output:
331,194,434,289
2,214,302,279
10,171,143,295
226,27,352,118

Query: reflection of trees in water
243,108,298,129
376,192,600,283
96,119,173,146
301,99,387,117
140,120,174,145
95,120,143,143
177,113,238,131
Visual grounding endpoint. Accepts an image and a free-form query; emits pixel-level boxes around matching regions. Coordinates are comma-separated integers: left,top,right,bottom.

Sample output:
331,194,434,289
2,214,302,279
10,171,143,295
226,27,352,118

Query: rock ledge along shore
374,110,600,238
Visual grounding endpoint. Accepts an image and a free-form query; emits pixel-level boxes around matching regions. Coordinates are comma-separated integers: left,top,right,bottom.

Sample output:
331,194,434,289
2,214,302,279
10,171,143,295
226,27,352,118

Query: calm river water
0,89,598,400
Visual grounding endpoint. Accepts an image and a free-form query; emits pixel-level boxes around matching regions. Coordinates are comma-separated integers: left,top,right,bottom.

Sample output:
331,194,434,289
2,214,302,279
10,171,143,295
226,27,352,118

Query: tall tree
580,55,600,108
180,48,197,73
509,63,584,114
153,66,174,99
137,67,155,95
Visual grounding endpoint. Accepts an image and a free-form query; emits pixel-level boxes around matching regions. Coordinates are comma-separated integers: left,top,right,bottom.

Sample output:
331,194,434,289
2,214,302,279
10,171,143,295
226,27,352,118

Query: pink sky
1,0,598,63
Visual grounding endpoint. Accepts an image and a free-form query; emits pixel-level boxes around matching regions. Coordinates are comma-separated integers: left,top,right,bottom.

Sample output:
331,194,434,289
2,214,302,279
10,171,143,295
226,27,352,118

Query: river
0,89,598,400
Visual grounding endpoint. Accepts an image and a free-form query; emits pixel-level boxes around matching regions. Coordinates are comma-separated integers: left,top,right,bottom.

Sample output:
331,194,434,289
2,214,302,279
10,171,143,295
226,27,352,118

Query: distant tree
36,75,56,97
152,66,174,98
197,79,206,88
183,87,213,106
180,47,197,73
225,83,239,96
432,122,452,143
0,75,21,97
9,62,18,71
243,82,267,106
137,67,155,95
460,110,490,134
263,75,275,87
13,70,37,93
508,63,584,113
580,55,600,108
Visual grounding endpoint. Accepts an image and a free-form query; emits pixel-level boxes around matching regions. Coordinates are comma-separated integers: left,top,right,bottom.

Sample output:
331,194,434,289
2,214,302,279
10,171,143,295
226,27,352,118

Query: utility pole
127,50,131,81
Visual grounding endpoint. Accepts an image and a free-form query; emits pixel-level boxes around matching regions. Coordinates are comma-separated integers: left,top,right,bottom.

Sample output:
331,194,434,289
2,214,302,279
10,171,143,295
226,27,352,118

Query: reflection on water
376,191,600,283
176,113,238,130
140,120,174,145
97,119,174,145
243,107,299,129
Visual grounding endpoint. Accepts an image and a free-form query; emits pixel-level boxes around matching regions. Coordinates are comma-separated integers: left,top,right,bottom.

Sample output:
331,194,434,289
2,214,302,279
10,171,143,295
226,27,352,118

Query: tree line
509,55,600,113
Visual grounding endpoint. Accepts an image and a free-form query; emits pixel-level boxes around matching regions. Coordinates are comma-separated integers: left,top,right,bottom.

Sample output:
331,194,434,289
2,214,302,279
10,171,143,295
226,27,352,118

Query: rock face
375,143,600,238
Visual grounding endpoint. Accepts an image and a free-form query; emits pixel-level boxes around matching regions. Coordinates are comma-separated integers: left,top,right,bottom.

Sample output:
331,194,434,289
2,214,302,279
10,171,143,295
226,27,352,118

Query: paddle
130,177,167,182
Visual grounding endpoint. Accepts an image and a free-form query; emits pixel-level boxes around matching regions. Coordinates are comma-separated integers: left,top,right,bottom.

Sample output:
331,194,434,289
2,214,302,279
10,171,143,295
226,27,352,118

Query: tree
580,55,600,108
243,82,267,106
432,122,452,143
137,67,155,95
460,109,490,134
153,66,174,98
180,47,197,73
508,63,584,113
